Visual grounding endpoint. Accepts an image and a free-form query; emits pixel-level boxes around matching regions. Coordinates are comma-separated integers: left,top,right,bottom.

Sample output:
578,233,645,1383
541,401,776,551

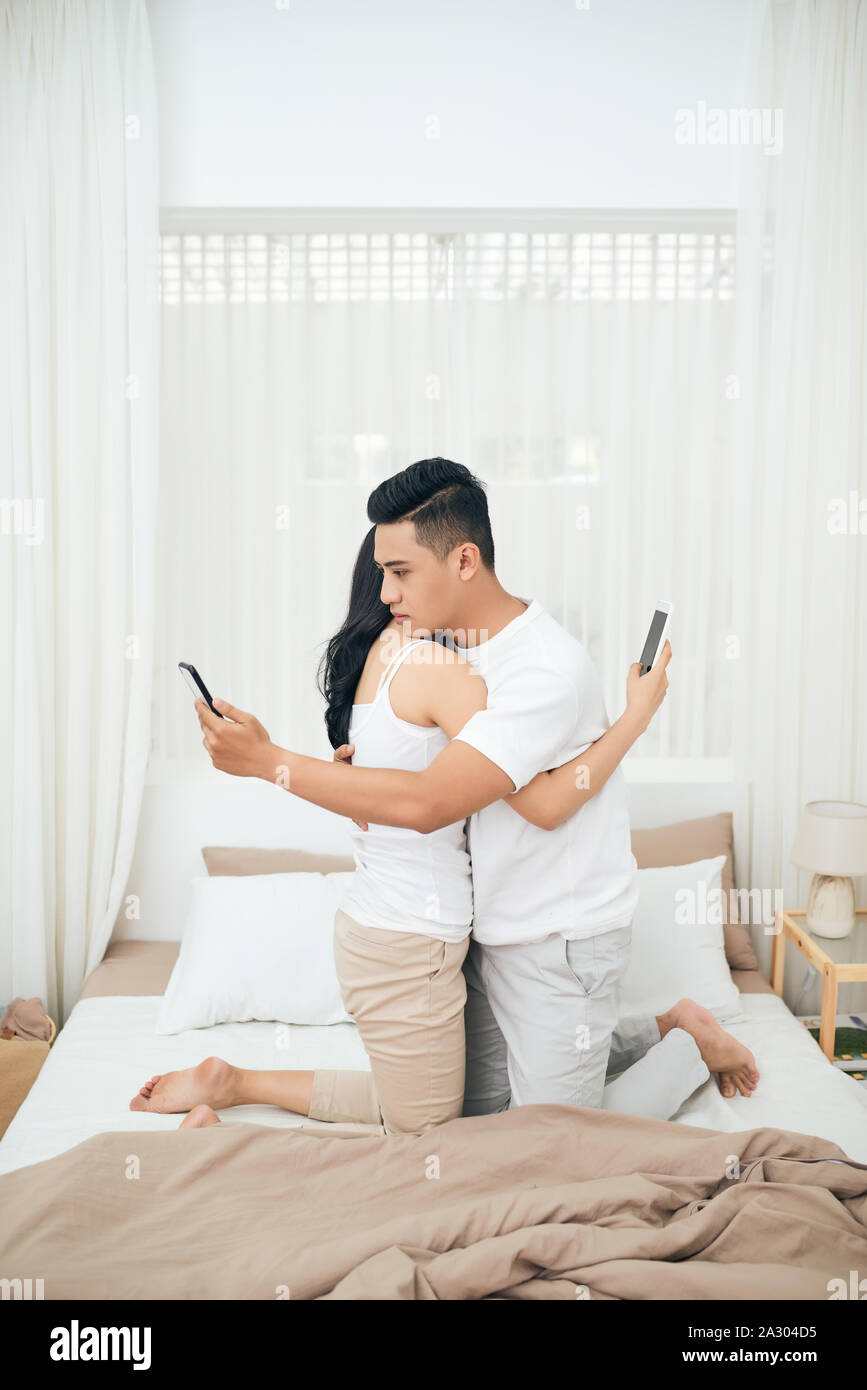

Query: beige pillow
201,846,356,877
630,812,759,971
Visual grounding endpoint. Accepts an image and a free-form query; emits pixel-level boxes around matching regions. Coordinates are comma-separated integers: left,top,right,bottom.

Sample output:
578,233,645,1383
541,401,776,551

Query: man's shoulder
515,605,593,683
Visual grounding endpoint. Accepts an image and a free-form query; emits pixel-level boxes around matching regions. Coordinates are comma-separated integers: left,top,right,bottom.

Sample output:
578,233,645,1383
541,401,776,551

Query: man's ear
456,541,480,581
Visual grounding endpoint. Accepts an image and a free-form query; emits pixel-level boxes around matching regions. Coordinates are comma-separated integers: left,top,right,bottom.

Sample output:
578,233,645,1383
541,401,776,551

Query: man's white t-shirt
453,598,639,947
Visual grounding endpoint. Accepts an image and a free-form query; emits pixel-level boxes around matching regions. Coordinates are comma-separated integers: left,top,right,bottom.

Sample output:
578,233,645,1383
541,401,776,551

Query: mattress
2,942,867,1177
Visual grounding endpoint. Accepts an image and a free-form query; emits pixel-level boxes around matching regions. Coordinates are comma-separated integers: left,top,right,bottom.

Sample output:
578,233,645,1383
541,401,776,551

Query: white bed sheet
1,990,866,1177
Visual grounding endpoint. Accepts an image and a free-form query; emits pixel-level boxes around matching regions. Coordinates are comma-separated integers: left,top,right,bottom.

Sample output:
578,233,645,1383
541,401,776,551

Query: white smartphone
178,661,224,718
638,602,673,676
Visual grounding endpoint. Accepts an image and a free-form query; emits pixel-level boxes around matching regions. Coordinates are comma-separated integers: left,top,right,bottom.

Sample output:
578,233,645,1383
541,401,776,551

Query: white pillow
617,854,745,1026
155,872,355,1034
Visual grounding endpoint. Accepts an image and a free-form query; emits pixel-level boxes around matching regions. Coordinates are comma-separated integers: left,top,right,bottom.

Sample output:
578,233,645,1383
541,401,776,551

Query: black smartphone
178,662,224,718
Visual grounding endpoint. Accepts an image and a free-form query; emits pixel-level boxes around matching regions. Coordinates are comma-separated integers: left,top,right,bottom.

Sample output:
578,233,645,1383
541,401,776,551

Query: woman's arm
508,642,671,831
507,712,640,830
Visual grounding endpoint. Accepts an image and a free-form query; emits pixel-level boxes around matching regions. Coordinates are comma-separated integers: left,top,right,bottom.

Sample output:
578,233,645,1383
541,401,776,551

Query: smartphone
178,662,224,718
638,602,673,676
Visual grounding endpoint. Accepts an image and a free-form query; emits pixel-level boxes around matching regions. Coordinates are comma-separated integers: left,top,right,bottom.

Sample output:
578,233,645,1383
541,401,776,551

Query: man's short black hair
367,457,495,570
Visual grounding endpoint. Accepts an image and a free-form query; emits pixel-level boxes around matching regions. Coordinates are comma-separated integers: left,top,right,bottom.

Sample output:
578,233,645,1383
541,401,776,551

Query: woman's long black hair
317,526,393,749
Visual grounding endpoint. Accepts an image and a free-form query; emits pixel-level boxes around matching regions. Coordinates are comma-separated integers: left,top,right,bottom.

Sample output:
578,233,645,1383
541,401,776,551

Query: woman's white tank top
339,636,473,943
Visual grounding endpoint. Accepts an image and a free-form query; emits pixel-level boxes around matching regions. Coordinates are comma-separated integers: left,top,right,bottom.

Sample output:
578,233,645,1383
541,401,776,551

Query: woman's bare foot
129,1056,237,1114
657,998,760,1098
179,1104,221,1129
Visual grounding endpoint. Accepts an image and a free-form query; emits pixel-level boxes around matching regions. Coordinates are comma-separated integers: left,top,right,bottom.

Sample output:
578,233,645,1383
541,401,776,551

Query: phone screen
638,610,668,676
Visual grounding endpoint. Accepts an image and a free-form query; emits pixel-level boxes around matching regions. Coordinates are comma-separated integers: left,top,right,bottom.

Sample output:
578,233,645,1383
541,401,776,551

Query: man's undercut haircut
367,457,495,570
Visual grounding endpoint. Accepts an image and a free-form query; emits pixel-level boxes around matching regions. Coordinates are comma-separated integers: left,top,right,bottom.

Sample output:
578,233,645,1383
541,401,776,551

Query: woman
131,527,667,1134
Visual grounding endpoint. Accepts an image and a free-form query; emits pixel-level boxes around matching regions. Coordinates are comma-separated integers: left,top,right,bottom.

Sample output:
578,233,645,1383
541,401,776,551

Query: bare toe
179,1104,221,1130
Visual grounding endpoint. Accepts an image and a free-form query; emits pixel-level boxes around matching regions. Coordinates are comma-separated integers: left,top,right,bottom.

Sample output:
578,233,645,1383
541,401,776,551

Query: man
193,457,759,1113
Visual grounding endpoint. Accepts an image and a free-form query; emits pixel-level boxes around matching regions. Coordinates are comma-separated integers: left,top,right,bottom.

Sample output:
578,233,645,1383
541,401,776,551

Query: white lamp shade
789,800,867,877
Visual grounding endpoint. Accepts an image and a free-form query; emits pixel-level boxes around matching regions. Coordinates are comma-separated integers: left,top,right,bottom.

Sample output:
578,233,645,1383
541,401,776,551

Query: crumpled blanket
0,997,52,1042
0,1103,865,1300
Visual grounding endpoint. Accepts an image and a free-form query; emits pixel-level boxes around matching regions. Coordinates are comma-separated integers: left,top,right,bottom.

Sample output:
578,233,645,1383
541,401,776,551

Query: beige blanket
2,1105,865,1299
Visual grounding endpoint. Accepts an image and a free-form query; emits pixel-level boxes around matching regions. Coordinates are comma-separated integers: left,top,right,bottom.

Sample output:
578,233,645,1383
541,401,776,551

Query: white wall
149,0,757,208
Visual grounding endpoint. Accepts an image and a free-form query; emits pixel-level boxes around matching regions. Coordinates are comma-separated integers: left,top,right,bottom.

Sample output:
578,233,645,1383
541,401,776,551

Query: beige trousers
307,908,470,1135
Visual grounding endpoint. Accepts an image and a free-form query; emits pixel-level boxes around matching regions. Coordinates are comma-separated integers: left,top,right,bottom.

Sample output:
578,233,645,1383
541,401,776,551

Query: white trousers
462,925,710,1120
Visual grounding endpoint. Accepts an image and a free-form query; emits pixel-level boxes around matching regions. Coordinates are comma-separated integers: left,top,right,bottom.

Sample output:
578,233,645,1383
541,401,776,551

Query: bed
2,773,866,1298
2,938,866,1181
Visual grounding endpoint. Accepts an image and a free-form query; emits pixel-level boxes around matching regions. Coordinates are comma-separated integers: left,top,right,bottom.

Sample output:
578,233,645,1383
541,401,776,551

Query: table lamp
789,800,867,939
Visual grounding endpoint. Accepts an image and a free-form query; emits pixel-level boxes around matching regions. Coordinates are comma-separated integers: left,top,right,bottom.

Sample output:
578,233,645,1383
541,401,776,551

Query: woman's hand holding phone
625,639,671,733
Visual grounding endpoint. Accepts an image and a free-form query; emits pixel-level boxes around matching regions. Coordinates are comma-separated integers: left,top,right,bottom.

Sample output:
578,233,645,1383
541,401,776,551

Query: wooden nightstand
771,909,867,1061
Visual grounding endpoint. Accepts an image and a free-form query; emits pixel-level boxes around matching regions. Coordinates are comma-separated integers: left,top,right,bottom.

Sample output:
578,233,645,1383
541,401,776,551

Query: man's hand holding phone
195,697,273,779
179,663,273,778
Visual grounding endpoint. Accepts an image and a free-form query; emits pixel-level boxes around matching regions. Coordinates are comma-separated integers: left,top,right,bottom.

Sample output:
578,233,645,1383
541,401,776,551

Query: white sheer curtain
731,0,867,982
156,214,737,770
0,0,159,1021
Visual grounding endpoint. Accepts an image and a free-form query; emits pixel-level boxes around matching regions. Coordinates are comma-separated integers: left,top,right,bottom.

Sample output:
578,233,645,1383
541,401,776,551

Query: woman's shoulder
359,629,470,686
380,634,486,729
396,640,483,698
403,637,472,669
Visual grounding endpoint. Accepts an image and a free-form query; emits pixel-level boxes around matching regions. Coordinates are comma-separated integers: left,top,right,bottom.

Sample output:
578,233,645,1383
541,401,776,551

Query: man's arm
194,696,514,833
259,736,513,833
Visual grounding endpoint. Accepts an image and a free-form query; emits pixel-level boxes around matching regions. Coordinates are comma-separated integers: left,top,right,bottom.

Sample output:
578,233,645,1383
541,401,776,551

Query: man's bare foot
129,1056,237,1114
179,1104,221,1129
657,998,760,1098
